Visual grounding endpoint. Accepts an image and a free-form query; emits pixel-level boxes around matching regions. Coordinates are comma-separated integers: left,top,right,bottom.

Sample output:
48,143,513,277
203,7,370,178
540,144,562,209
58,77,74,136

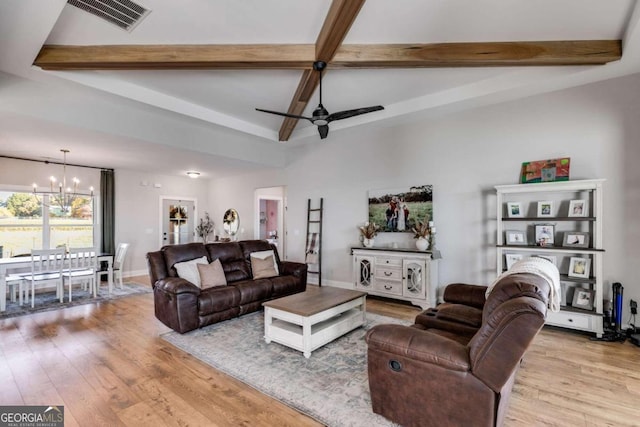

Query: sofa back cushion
163,243,209,277
240,240,281,264
206,242,251,283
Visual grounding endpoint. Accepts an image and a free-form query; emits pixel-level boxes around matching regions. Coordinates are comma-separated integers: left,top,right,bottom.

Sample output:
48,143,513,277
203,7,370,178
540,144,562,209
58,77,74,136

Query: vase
363,238,375,248
415,236,429,251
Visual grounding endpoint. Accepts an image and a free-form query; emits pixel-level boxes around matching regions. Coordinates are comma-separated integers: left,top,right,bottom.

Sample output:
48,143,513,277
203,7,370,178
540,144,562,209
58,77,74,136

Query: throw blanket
305,232,319,264
486,257,562,312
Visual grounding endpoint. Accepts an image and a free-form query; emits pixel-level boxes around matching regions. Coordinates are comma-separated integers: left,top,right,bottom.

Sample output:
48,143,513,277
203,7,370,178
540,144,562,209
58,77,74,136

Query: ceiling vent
67,0,150,32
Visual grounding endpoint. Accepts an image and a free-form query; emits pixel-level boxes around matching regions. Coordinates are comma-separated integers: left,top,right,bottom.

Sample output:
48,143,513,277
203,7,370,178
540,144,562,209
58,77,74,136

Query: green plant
358,222,380,239
196,212,215,241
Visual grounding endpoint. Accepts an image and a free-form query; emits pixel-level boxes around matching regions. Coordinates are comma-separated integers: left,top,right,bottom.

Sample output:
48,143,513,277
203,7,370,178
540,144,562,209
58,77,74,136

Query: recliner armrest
155,277,201,295
365,324,470,372
279,261,307,277
442,283,488,309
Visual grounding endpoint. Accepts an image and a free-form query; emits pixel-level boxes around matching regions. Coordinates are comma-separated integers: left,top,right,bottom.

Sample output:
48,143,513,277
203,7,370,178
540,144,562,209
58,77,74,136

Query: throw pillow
197,259,227,289
250,250,279,279
174,256,208,287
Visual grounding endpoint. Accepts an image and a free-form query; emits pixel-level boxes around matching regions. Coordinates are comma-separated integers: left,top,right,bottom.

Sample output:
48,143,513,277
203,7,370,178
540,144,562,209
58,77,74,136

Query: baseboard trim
319,279,353,289
124,269,148,278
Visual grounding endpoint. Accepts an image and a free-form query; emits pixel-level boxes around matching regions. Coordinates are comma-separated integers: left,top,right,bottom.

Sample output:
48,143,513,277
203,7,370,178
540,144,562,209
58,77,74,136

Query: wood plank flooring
1,277,639,426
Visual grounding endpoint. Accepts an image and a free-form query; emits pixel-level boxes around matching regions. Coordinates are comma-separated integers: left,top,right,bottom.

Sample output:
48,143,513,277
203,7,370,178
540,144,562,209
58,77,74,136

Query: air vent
67,0,150,32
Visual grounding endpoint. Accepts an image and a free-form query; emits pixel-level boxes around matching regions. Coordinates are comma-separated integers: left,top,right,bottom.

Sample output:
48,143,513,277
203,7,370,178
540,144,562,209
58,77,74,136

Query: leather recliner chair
365,273,550,427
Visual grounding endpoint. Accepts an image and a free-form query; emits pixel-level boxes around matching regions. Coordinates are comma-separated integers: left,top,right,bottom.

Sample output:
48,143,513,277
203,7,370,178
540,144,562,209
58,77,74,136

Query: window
0,191,94,258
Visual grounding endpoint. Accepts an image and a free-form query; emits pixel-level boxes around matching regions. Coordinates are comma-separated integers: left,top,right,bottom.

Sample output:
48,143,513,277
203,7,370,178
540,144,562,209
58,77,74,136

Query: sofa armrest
280,261,307,278
366,324,470,372
442,283,488,309
155,277,201,295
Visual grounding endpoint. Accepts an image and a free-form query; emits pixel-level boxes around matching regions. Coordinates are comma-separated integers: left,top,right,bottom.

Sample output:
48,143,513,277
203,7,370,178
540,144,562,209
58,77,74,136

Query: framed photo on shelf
506,202,524,218
568,199,588,217
505,230,527,246
534,224,555,246
537,201,554,218
505,253,523,269
535,254,557,266
568,257,591,279
572,288,595,310
562,231,590,248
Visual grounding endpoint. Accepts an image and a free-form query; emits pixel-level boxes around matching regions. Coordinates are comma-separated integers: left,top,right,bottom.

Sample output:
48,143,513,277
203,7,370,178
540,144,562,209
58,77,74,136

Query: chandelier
32,149,94,216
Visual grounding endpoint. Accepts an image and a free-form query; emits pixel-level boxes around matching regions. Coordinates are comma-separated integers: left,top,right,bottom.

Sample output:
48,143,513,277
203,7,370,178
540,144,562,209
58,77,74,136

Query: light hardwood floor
1,277,639,426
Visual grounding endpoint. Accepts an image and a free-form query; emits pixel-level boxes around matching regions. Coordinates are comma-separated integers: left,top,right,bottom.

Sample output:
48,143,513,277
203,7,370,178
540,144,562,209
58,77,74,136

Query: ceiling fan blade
326,105,384,122
318,125,329,139
255,108,313,122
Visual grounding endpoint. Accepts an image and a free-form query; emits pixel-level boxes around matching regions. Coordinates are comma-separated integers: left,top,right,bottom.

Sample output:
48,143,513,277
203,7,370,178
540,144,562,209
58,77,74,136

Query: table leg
303,317,312,358
0,268,6,312
107,258,113,295
264,307,272,344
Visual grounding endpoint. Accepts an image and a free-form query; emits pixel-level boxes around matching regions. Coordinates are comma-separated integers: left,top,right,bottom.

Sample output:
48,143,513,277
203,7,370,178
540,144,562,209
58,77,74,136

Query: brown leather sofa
147,240,307,333
365,273,550,427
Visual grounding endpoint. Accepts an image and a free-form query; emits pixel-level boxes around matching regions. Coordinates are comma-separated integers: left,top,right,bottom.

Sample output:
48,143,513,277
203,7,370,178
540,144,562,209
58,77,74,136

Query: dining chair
63,247,98,301
98,243,129,290
25,248,66,308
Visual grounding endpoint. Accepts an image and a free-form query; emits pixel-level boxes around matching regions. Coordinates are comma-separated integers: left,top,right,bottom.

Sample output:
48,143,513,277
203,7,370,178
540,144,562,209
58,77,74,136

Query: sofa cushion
174,256,208,287
197,259,227,289
270,275,300,298
164,243,209,277
230,279,273,305
250,250,279,279
198,286,241,315
437,303,483,327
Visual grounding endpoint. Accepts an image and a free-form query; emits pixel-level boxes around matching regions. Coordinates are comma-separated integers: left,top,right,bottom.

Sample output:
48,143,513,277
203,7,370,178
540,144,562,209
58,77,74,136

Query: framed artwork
506,202,524,218
572,288,595,310
560,282,568,306
520,157,571,184
568,257,591,279
562,231,590,248
368,185,432,233
535,254,557,266
534,224,555,246
505,253,523,269
568,199,588,217
537,201,554,218
505,230,527,246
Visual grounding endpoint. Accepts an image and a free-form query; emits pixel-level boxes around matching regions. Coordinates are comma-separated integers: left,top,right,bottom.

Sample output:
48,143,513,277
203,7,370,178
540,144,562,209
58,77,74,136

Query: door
161,198,196,246
354,255,375,290
403,259,426,299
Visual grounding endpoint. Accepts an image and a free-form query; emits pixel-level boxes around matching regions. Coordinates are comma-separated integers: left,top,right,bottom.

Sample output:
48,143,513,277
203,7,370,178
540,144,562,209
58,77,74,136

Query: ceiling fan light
186,171,200,178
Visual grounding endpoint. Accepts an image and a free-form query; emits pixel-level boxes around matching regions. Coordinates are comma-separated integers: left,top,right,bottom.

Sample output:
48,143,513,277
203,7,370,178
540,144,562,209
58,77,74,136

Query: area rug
162,311,409,427
1,281,152,319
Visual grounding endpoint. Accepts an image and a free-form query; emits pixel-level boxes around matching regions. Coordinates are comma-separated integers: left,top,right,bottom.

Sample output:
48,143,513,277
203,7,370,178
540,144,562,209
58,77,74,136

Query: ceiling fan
256,61,384,140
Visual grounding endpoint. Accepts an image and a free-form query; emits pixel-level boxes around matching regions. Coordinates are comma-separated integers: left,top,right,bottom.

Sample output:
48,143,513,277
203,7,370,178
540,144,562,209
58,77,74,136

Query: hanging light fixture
32,149,94,216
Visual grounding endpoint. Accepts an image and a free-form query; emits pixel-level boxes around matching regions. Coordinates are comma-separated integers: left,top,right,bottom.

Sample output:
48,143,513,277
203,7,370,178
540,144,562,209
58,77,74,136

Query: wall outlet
631,299,638,315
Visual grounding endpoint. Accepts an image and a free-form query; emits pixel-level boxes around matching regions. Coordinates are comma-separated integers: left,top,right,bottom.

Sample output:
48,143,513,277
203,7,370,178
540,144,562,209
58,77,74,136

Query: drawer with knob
373,280,403,295
375,267,402,281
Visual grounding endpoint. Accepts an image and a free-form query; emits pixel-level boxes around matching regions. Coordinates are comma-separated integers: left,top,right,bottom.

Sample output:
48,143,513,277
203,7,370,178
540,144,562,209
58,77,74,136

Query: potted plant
412,219,431,251
358,222,380,248
196,212,215,243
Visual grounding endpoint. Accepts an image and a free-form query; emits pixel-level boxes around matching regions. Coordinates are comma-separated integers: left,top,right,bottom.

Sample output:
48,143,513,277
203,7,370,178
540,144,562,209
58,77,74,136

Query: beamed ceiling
0,0,639,176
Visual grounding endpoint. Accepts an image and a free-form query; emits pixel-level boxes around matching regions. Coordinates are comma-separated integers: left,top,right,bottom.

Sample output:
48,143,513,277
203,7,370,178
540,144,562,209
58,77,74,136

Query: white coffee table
262,287,367,358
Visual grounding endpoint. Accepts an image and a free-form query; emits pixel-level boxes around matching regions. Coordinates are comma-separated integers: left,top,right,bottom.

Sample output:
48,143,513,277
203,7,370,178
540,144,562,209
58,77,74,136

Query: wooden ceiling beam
278,0,367,141
34,44,316,70
333,40,622,68
34,40,621,71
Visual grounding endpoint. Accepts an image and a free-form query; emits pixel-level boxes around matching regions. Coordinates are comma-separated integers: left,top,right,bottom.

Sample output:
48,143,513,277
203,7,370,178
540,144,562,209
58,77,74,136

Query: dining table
0,252,114,312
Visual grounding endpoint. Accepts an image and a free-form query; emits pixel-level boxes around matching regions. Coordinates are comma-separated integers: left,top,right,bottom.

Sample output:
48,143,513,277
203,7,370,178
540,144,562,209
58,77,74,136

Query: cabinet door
355,256,375,290
403,259,426,299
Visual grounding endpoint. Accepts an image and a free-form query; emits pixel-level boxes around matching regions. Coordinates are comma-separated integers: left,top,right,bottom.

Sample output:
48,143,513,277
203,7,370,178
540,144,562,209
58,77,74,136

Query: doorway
255,186,286,258
160,197,197,247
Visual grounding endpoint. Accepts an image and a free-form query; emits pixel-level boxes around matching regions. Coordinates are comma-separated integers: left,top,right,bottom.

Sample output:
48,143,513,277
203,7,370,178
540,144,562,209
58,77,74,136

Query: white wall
209,72,640,325
114,169,210,277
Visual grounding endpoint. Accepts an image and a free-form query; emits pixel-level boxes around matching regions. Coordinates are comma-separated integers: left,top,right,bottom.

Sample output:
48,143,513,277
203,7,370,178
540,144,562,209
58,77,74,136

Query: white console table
351,247,439,309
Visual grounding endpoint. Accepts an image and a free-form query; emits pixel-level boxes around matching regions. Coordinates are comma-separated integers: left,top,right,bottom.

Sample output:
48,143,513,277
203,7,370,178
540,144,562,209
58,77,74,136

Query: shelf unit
495,179,605,337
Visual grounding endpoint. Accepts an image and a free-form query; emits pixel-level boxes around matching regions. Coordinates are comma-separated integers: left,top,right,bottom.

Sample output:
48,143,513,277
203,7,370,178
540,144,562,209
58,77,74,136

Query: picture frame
568,257,591,279
506,202,524,218
537,201,554,218
535,254,557,266
568,199,588,217
520,157,571,184
505,253,523,269
572,288,595,310
505,230,527,246
562,231,590,248
534,224,555,246
368,185,432,233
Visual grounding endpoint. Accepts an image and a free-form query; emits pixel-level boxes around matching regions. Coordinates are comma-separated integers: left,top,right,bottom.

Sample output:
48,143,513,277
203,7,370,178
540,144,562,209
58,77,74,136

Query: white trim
320,279,353,290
